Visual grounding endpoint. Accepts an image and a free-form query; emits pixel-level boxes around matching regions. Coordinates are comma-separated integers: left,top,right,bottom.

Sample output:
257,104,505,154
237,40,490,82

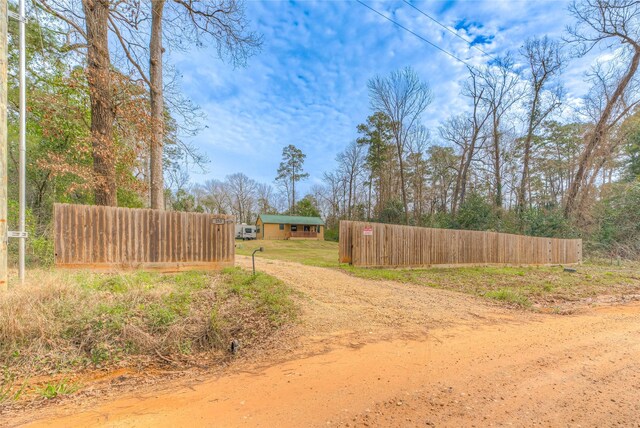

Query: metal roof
257,214,324,225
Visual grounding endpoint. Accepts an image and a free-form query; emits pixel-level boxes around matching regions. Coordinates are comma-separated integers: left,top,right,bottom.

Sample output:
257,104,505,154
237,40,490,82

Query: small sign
7,231,28,238
363,226,373,236
213,218,225,224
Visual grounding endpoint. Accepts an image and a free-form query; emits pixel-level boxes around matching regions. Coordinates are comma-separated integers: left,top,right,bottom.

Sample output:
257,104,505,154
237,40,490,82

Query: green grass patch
36,379,79,400
342,262,640,309
221,267,297,326
484,288,531,307
234,239,640,310
235,239,340,267
0,367,28,403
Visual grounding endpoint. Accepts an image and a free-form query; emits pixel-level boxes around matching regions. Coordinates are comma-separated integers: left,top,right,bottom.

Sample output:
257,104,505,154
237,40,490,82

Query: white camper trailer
235,224,258,240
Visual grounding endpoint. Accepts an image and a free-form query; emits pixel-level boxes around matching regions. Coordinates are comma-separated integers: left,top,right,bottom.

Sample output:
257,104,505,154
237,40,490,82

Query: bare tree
406,125,430,222
198,179,231,214
226,172,257,224
336,141,365,219
481,56,523,208
564,0,640,217
114,0,262,209
447,68,492,213
255,182,277,214
368,67,432,224
319,171,342,226
517,36,564,213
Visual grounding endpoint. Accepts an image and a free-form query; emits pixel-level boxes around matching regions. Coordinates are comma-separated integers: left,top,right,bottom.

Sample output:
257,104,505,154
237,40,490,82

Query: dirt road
9,258,640,427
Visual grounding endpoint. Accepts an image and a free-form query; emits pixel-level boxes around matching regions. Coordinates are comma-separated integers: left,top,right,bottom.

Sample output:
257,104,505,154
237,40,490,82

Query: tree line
6,0,640,264
305,0,640,257
5,0,260,264
135,1,640,258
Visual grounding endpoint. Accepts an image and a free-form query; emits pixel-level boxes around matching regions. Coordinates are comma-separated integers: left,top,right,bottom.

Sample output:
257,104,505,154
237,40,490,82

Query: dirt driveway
8,257,640,427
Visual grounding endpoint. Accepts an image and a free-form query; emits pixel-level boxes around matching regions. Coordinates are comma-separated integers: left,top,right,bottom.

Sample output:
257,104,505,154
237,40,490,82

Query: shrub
0,269,297,377
324,228,339,242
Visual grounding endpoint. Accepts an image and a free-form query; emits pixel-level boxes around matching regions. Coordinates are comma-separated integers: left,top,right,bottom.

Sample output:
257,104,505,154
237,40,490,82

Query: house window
291,225,297,232
279,224,284,230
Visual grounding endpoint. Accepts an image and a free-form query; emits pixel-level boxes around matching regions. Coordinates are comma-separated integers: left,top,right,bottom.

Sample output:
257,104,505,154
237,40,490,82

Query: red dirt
5,258,640,427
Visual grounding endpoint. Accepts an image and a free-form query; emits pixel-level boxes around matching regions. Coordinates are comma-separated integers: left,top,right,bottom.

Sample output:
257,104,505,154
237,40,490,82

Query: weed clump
0,268,297,381
484,288,531,307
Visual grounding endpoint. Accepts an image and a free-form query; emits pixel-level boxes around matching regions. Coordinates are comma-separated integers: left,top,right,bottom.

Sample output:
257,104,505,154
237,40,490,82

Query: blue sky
169,0,606,194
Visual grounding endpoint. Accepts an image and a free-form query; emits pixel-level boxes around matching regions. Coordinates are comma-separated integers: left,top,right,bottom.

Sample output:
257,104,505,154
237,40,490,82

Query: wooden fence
54,204,235,271
339,221,582,267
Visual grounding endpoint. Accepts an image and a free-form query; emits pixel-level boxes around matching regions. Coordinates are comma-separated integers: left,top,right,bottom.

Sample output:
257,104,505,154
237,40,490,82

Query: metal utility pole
18,0,26,283
1,0,8,290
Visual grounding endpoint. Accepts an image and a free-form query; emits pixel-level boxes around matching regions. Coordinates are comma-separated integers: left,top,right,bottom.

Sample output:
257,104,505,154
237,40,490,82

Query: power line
355,0,473,69
401,0,499,63
359,0,584,118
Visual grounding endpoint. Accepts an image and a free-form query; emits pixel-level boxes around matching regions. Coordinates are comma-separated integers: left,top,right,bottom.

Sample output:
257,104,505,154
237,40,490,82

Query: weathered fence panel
54,204,235,271
339,221,582,268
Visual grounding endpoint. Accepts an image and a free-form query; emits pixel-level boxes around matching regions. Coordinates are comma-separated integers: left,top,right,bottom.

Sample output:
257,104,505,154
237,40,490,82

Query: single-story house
256,214,325,240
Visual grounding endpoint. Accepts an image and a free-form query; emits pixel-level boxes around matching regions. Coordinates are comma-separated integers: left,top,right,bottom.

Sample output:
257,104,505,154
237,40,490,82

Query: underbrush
0,267,297,401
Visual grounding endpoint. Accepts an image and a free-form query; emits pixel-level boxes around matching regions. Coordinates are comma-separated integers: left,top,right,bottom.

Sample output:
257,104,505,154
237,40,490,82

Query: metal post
18,0,26,283
0,0,8,291
251,247,264,275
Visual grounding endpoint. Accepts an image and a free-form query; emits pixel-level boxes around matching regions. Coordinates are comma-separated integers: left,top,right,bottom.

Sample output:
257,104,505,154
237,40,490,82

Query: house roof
258,214,324,226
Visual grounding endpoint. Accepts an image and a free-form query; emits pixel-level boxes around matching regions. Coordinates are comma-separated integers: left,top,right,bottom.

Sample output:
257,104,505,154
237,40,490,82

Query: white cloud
169,0,608,194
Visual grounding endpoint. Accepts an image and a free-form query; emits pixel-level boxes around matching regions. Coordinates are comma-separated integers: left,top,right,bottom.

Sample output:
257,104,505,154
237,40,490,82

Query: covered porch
290,224,320,239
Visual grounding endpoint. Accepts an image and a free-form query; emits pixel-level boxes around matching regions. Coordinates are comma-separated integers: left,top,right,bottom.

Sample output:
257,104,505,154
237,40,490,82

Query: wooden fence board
54,204,235,271
339,220,582,268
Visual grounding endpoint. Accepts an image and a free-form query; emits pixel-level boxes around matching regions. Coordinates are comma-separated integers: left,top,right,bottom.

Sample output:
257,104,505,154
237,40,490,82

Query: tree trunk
397,147,409,224
291,164,295,214
458,140,476,208
149,0,166,209
347,175,352,219
451,151,466,214
565,49,640,217
492,114,502,208
518,91,540,215
367,176,372,220
83,0,116,206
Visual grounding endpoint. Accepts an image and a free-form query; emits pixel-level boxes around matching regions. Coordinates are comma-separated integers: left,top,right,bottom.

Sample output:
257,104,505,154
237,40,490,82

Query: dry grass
0,268,297,402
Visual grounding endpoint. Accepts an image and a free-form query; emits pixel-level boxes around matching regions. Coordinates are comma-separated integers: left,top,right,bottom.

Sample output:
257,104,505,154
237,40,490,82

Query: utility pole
1,0,8,291
18,0,26,283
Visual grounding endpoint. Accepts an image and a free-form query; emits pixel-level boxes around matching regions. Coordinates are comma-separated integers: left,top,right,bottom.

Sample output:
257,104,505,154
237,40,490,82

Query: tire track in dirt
234,256,519,343
7,259,640,427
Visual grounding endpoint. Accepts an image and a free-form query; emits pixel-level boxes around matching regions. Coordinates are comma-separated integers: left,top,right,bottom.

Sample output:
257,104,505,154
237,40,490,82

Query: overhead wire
354,0,474,69
356,0,584,117
401,0,499,63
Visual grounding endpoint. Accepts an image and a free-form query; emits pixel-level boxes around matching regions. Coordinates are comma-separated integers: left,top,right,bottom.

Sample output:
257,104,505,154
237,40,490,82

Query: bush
6,200,55,268
589,182,640,258
454,192,499,231
519,207,577,238
0,269,297,378
324,228,339,242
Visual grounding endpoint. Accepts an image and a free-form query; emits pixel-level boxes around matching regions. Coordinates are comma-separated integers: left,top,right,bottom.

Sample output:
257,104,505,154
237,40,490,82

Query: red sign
363,226,373,236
